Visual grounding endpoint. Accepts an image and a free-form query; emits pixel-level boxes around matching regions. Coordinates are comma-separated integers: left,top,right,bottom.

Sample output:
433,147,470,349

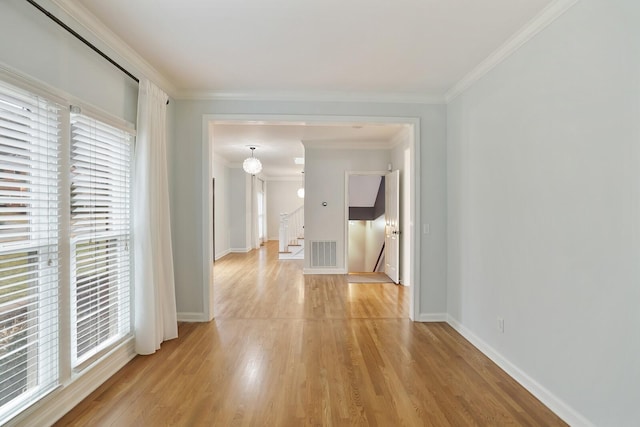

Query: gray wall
0,0,138,123
447,0,640,424
169,100,447,317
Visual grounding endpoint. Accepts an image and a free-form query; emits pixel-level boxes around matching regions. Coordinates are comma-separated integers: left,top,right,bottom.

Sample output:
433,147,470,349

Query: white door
385,170,400,283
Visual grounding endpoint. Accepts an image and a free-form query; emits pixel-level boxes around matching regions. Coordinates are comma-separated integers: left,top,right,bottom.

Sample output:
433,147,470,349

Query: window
0,76,134,423
0,80,61,418
70,113,132,366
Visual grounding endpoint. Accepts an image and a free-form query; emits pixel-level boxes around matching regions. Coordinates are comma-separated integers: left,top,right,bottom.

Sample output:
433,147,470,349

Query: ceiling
349,175,383,208
71,0,555,177
75,0,554,100
213,122,405,178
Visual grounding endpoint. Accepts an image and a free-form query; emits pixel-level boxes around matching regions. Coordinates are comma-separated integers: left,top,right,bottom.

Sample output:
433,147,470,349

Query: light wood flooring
55,241,566,426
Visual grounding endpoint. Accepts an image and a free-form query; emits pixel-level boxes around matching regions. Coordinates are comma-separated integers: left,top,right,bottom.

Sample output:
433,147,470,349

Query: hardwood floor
212,246,408,320
55,241,565,426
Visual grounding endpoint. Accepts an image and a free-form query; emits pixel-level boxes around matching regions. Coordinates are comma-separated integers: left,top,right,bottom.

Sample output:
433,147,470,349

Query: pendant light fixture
242,146,262,175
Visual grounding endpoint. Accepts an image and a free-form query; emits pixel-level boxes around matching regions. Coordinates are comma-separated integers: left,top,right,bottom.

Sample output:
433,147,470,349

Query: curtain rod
25,0,139,84
25,0,171,105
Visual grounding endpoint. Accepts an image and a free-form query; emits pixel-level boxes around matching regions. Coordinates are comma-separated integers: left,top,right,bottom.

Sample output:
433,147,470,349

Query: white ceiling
349,175,383,207
75,0,554,100
71,0,555,177
213,122,405,178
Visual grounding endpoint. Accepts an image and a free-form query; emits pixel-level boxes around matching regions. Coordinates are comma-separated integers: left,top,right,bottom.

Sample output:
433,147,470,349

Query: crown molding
302,139,393,150
176,90,444,105
41,0,579,107
50,0,178,98
445,0,580,103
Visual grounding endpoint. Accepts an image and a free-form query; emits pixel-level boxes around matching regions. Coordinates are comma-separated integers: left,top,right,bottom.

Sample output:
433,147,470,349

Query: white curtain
133,78,178,355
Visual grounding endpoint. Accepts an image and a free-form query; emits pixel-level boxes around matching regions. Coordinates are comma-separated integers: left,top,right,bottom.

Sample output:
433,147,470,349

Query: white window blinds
70,113,132,366
0,80,60,418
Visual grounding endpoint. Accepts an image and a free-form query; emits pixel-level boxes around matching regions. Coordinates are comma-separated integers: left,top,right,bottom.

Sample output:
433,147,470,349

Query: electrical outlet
497,317,504,333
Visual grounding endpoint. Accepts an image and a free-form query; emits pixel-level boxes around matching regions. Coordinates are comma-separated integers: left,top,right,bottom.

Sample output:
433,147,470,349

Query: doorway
347,174,387,275
346,168,403,285
204,114,420,321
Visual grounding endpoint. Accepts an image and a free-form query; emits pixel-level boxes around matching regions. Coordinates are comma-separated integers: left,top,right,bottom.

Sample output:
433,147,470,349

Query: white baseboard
214,249,231,260
230,247,251,253
445,315,593,427
279,254,304,260
177,312,208,322
7,339,136,427
417,313,448,322
303,268,347,275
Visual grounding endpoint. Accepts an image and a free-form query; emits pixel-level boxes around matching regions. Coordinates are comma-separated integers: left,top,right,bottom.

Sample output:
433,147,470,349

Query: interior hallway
55,241,564,426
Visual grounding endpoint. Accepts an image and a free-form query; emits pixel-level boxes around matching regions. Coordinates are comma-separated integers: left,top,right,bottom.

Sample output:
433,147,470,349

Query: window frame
0,74,64,424
69,110,134,367
0,69,135,424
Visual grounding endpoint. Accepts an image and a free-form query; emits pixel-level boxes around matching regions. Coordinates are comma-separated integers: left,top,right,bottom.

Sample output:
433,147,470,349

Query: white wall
347,219,384,273
348,216,386,273
364,216,385,272
447,0,640,425
212,155,231,259
348,221,367,272
304,147,390,273
228,167,251,251
213,159,261,256
266,180,304,240
170,100,447,317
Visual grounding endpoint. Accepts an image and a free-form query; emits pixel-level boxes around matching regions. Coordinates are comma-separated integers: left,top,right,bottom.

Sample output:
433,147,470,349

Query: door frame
203,114,420,321
344,171,389,275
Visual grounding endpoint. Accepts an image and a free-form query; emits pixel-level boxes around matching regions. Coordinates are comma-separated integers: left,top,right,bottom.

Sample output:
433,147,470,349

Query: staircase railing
279,205,304,253
373,242,385,272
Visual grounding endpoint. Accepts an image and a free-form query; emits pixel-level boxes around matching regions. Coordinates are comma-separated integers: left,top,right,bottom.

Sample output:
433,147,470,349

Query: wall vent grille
310,241,337,267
